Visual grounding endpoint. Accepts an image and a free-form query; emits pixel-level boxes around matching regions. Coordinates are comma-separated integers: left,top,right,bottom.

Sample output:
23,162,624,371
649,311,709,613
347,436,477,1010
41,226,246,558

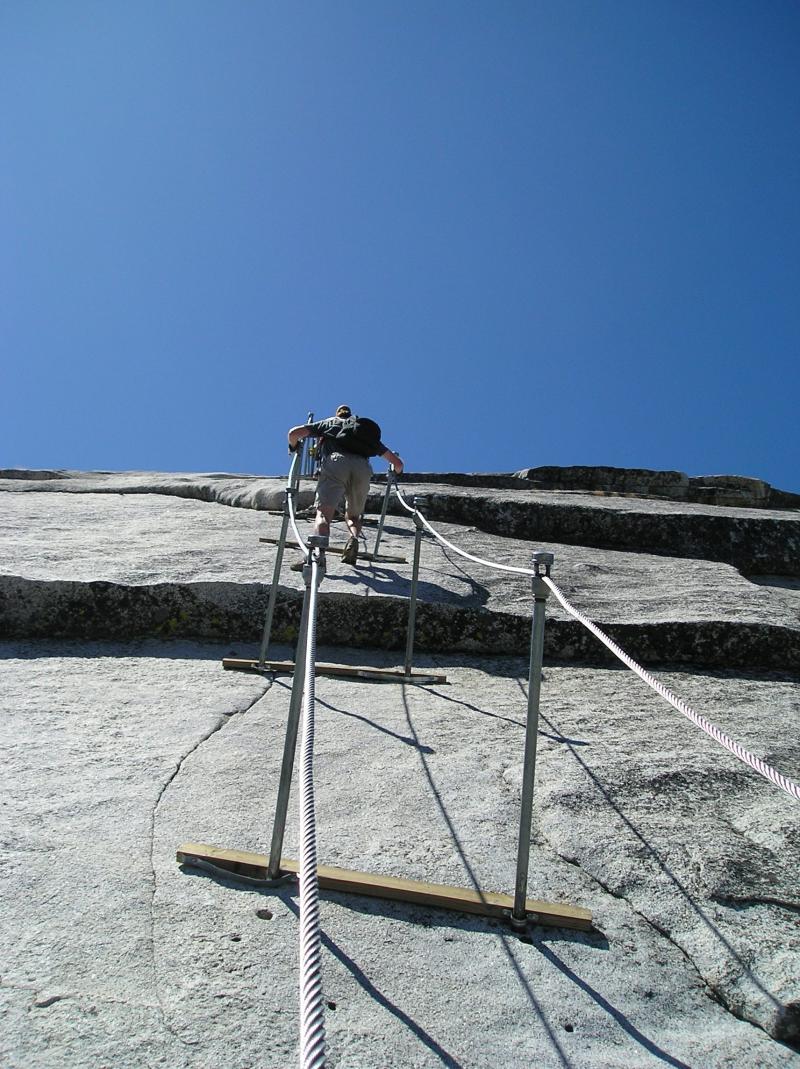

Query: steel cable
392,478,800,803
393,484,532,574
298,551,326,1068
287,464,309,551
278,456,798,1067
541,576,800,802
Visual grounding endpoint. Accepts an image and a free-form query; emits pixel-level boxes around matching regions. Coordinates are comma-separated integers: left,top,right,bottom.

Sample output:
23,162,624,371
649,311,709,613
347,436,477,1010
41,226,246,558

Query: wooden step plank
266,513,381,526
221,658,447,684
259,537,407,564
176,842,592,931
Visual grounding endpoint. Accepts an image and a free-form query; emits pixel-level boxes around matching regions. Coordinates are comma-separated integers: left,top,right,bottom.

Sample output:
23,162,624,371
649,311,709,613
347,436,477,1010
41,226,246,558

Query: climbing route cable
298,551,326,1068
266,452,798,1066
391,478,800,803
287,467,308,551
540,576,800,802
393,485,532,574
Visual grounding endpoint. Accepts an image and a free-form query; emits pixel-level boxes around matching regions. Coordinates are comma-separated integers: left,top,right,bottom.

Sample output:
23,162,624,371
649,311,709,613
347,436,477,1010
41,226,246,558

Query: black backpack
323,415,383,458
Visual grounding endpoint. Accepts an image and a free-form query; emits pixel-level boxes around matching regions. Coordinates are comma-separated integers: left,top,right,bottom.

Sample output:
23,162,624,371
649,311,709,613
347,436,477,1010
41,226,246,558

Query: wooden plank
176,842,593,931
266,513,380,525
259,537,407,564
221,658,447,685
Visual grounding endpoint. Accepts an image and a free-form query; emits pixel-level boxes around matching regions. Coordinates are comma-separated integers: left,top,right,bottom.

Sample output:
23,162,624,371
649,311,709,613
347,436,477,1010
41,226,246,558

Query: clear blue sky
2,2,798,489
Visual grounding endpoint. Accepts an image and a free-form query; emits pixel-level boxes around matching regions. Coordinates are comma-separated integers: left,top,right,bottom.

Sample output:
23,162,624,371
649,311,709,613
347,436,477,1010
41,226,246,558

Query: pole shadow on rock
523,680,793,1042
398,684,578,1069
534,940,694,1069
421,684,591,745
280,895,465,1069
312,692,435,754
178,867,467,1069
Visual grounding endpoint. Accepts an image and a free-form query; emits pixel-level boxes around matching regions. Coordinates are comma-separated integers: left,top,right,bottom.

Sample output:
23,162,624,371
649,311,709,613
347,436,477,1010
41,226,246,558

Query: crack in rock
146,681,272,1045
549,844,799,1049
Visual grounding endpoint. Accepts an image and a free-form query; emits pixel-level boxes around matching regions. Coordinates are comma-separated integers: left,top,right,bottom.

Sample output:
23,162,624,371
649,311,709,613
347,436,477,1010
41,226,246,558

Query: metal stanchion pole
301,411,314,477
266,534,327,879
258,497,294,668
510,551,553,930
371,468,395,560
404,497,425,676
257,453,302,668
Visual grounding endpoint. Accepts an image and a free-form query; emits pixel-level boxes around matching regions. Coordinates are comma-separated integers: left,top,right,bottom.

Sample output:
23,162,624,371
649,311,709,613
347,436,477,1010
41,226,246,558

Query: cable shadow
434,542,492,609
281,894,465,1068
534,940,694,1069
399,683,576,1069
178,865,462,1065
184,840,688,1065
516,677,788,1023
421,685,590,746
314,694,435,753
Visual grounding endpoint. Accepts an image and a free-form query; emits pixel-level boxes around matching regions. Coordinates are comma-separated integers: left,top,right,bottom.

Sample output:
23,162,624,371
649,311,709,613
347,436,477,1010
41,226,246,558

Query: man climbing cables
287,404,404,568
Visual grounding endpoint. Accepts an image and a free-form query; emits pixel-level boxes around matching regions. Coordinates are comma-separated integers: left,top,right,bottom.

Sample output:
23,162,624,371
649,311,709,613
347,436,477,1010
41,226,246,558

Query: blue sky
2,2,798,489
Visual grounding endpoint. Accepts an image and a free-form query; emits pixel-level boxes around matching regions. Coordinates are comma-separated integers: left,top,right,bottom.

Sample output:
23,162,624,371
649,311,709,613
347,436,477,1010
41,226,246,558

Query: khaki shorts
315,452,372,515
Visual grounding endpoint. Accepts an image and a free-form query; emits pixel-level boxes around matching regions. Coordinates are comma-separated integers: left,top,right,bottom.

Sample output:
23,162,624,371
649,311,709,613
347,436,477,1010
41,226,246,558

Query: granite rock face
1,467,798,1067
514,465,800,509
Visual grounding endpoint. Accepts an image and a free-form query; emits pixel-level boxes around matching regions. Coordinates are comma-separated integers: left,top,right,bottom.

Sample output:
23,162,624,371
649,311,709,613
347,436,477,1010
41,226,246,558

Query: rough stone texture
383,484,800,575
1,469,799,1066
516,465,691,500
0,468,310,512
1,643,798,1068
511,466,800,510
1,488,799,668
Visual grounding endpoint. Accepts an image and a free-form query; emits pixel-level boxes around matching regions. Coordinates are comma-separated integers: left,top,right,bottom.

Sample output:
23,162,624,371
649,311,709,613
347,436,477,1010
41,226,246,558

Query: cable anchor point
532,551,554,578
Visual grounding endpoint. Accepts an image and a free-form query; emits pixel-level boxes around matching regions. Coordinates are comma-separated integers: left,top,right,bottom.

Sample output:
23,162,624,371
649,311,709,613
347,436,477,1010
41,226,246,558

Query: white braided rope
298,553,326,1068
542,576,800,803
394,479,800,804
393,485,532,575
287,468,309,551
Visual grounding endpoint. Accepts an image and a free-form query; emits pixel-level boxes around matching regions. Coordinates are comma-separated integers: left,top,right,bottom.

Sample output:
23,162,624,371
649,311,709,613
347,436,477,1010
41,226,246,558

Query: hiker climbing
287,404,404,568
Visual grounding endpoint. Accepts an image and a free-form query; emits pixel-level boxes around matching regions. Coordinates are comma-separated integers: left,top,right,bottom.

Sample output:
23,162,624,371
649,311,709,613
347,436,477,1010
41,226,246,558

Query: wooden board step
176,842,592,931
222,658,447,684
259,537,407,564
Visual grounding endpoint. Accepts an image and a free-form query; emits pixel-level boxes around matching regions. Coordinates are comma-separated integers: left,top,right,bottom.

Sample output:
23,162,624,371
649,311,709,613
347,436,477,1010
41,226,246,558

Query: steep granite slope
0,468,798,1067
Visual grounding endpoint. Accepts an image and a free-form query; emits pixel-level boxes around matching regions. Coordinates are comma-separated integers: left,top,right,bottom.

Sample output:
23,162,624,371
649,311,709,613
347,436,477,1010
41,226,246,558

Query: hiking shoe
341,536,359,565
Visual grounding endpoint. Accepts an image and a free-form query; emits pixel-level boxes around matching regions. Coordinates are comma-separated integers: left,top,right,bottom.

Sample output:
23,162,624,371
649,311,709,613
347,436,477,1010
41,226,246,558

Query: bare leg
344,512,362,539
314,505,335,538
291,504,334,571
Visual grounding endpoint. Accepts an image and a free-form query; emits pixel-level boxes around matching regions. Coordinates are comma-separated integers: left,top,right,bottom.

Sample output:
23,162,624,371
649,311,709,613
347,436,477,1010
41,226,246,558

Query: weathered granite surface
1,469,798,1067
514,465,800,509
3,469,799,573
372,465,800,509
383,486,800,576
1,642,798,1068
1,486,799,668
